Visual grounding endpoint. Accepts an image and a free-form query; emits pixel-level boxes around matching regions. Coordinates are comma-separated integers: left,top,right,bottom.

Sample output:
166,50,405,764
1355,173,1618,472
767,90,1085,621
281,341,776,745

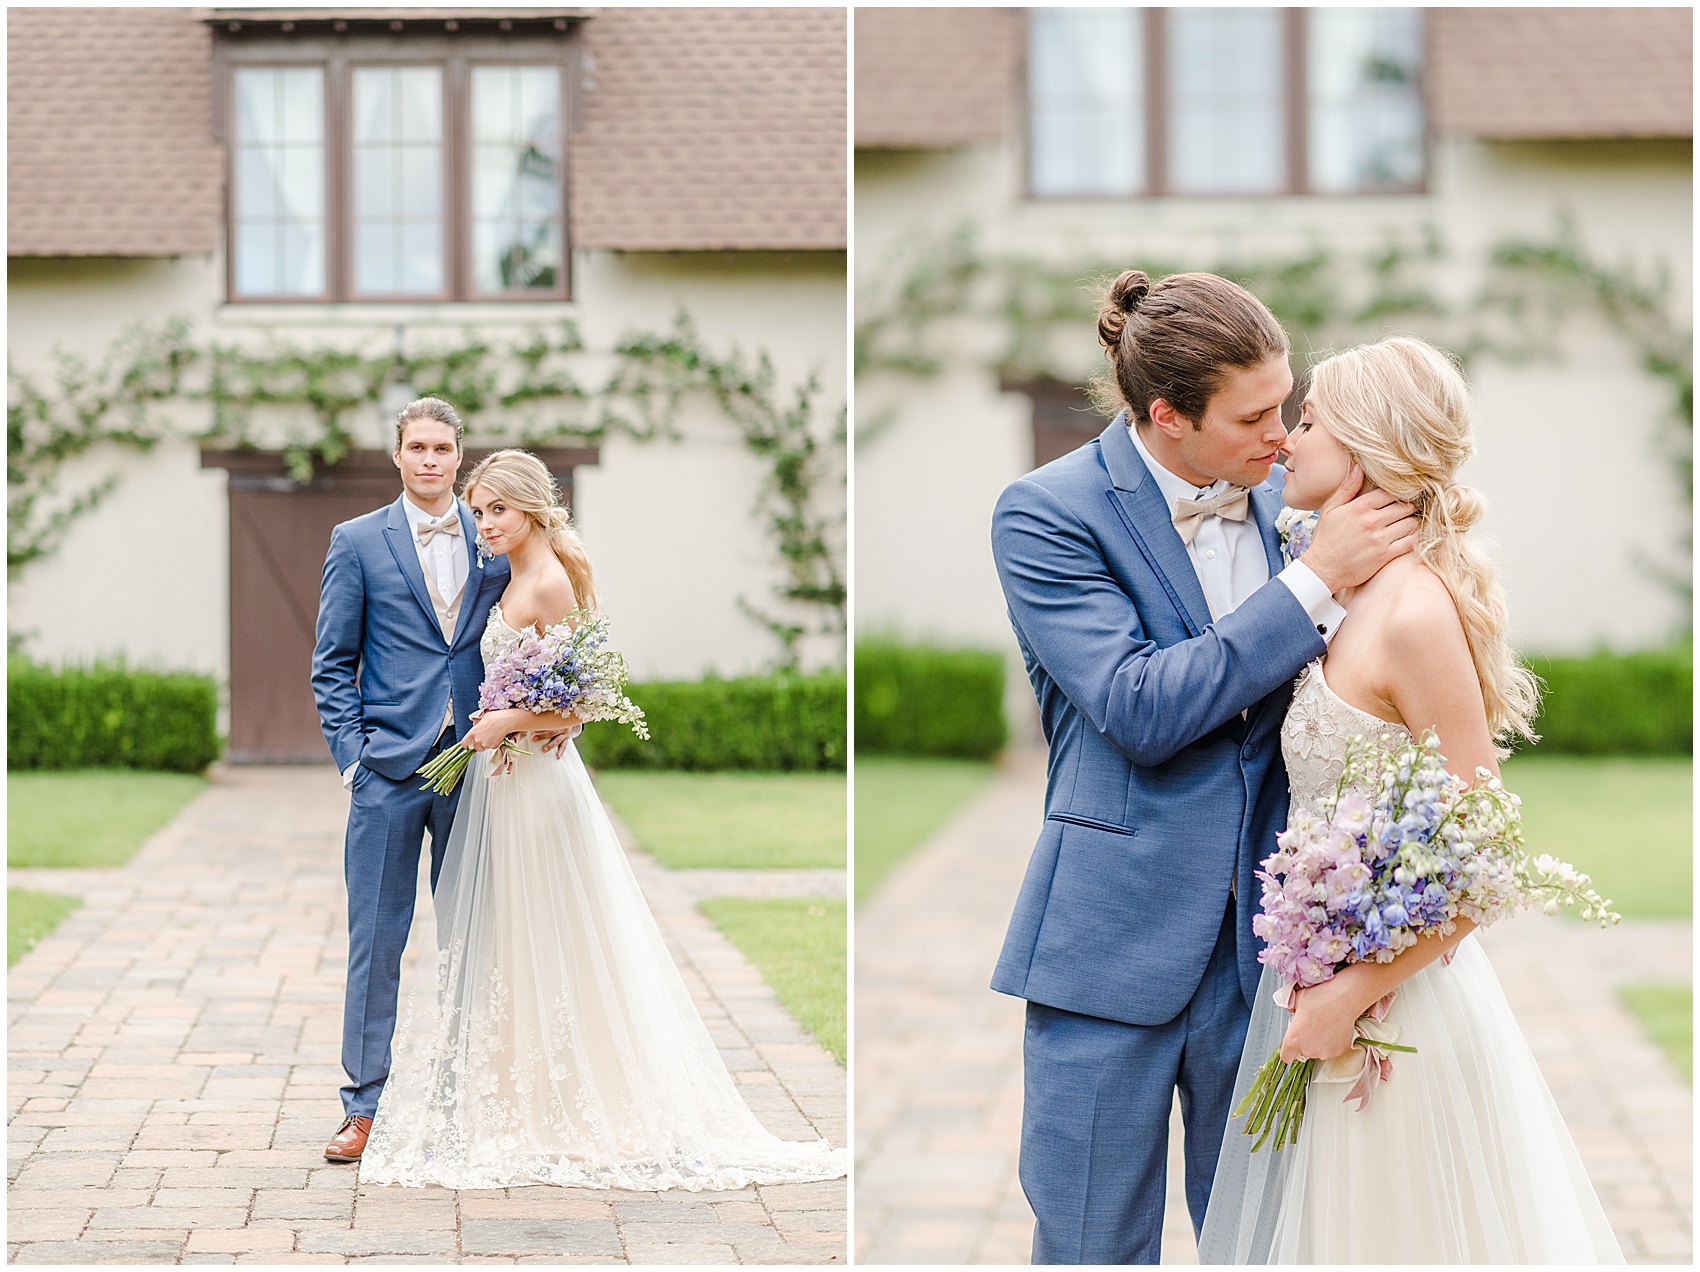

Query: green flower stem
415,739,530,795
1238,1034,1419,1154
1235,1049,1283,1138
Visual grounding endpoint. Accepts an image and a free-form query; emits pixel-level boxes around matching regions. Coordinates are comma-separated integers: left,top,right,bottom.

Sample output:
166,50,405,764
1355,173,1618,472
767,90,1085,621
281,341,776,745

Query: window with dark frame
1027,7,1425,199
215,15,575,303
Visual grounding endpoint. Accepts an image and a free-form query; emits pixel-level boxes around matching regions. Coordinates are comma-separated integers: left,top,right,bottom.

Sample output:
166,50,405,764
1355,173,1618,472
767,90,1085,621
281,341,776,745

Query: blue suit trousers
340,729,461,1118
1020,902,1252,1264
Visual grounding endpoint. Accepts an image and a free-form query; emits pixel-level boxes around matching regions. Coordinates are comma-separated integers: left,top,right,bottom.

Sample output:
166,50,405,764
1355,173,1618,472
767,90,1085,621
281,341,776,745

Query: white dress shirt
402,493,469,608
1128,422,1346,639
341,495,470,790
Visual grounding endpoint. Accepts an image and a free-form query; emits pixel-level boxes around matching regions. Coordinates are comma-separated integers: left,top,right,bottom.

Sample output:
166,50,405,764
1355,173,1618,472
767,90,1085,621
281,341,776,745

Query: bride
359,448,847,1192
1198,338,1623,1263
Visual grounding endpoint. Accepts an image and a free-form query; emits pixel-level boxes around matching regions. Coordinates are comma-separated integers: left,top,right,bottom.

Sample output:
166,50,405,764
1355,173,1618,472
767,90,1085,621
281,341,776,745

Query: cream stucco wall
8,248,846,684
854,135,1691,664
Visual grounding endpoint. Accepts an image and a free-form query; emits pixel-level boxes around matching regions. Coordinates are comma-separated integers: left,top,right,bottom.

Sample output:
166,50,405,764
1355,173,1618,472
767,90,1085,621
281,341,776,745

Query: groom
989,273,1416,1263
310,397,513,1163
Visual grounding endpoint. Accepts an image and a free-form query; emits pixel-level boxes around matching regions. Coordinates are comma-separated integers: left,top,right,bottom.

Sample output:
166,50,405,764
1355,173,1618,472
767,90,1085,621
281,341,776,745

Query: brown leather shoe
324,1114,373,1163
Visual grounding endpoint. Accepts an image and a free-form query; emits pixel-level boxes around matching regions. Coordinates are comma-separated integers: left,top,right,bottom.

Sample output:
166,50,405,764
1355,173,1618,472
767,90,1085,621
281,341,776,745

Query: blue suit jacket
989,417,1327,1025
312,495,511,781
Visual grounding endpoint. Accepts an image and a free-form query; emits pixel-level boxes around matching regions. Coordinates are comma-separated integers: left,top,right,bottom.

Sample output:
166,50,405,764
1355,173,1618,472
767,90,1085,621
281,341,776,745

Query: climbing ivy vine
856,220,1691,597
8,314,844,666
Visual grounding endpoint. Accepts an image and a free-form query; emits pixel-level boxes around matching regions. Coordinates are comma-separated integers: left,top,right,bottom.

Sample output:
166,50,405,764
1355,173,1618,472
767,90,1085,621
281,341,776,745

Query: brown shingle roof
570,7,845,251
1430,8,1692,139
854,8,1020,149
9,8,223,257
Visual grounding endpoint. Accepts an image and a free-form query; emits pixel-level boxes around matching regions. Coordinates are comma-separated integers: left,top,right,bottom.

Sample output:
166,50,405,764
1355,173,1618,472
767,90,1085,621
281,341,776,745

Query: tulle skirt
1199,935,1623,1263
360,741,847,1191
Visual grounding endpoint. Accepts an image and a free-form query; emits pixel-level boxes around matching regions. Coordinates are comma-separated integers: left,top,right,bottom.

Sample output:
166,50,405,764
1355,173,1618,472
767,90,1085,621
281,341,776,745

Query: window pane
1028,9,1143,197
471,66,563,293
1167,8,1285,195
1308,9,1425,193
232,67,325,296
352,66,444,296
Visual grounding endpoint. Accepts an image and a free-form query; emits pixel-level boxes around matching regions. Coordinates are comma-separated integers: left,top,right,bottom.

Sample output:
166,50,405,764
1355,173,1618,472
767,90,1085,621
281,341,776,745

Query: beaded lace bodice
1281,660,1412,813
480,604,529,662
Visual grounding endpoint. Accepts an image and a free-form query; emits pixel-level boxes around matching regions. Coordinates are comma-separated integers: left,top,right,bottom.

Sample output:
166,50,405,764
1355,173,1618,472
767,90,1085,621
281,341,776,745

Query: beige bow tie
416,515,463,545
1171,487,1250,545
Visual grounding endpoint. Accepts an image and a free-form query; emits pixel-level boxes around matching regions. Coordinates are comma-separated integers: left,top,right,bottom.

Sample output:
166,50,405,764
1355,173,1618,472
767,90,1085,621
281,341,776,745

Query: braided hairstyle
462,449,598,613
1307,336,1539,751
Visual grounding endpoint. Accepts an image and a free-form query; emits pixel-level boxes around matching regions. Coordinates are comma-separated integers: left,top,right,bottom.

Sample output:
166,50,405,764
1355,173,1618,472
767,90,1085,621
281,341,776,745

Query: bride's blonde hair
462,449,598,613
1307,336,1539,751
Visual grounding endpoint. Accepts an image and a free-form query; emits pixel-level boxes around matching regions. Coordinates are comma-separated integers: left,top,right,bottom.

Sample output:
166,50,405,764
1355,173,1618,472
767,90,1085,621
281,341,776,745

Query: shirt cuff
341,761,359,789
1276,561,1348,645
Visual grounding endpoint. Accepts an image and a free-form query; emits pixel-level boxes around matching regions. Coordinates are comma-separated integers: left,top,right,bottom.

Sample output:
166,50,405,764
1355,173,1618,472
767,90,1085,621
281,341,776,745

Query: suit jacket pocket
1046,812,1137,837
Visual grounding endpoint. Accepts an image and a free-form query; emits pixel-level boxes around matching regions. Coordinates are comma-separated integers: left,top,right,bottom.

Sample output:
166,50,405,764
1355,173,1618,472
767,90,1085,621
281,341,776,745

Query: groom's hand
1299,465,1419,595
532,717,583,758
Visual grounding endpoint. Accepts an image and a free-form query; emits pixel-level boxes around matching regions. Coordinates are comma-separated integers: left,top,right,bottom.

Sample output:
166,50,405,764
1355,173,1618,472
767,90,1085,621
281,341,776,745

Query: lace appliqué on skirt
360,605,847,1192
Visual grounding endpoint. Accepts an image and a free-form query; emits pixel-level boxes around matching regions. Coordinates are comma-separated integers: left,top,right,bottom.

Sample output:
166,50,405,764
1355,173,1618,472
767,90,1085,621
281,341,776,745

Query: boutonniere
475,533,492,569
1275,506,1317,567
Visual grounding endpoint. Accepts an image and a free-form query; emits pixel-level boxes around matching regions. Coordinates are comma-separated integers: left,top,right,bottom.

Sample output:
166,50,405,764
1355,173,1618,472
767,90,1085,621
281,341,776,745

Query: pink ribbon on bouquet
1318,991,1401,1112
1277,984,1404,1113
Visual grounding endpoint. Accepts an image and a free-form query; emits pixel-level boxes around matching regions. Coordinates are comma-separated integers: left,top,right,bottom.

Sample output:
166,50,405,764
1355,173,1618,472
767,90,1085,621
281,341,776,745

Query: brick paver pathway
8,766,846,1265
855,750,1692,1265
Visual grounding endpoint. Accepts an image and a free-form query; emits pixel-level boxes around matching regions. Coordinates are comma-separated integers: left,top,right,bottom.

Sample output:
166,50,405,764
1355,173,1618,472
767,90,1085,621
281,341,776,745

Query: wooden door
1003,377,1104,470
202,447,598,763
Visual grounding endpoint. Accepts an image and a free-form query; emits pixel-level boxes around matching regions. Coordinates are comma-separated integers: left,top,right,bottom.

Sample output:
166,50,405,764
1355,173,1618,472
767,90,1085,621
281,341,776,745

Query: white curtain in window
1308,9,1425,193
352,66,444,296
1167,8,1285,195
232,67,326,297
470,66,563,293
1028,9,1144,197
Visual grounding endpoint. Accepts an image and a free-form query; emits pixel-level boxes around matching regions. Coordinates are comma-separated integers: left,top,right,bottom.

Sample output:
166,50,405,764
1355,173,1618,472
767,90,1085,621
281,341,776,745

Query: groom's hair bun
1091,271,1288,430
1094,271,1150,351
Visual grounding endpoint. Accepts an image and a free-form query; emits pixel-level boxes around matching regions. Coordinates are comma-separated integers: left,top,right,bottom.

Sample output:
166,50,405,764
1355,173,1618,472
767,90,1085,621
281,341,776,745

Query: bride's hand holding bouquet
418,608,648,794
1235,730,1618,1152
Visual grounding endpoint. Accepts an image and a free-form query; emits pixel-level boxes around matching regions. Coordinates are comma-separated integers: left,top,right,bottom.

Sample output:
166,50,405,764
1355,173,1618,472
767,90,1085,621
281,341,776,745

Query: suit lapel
1249,482,1285,579
383,496,438,631
448,500,485,648
1247,479,1298,730
1099,417,1213,637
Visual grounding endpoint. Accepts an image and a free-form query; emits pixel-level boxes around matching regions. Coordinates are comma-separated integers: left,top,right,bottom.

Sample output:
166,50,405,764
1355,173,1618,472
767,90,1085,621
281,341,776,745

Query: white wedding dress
1199,661,1623,1263
360,606,847,1191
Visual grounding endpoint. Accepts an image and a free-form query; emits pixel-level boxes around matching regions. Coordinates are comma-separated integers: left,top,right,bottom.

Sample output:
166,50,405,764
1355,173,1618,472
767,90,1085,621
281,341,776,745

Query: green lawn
8,770,207,869
8,888,82,966
854,756,997,901
1499,756,1691,918
594,772,846,1059
1619,982,1692,1084
594,771,844,869
700,897,846,1064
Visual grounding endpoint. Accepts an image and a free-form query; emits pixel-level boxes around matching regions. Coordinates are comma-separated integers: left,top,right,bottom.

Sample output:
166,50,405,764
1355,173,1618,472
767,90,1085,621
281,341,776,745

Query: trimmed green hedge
9,658,221,772
855,639,1007,759
576,670,845,772
1526,645,1691,756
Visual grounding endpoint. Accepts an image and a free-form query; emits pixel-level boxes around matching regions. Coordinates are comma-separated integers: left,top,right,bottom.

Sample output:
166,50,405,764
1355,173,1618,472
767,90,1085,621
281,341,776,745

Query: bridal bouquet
418,610,649,794
1235,729,1617,1151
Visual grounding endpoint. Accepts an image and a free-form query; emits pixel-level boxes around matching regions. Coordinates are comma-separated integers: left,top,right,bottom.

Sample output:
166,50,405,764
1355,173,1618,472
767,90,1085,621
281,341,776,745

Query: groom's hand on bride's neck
1300,465,1420,596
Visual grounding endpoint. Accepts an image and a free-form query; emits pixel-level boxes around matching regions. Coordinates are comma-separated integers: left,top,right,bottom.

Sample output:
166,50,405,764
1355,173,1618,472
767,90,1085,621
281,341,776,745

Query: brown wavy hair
1091,270,1289,427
